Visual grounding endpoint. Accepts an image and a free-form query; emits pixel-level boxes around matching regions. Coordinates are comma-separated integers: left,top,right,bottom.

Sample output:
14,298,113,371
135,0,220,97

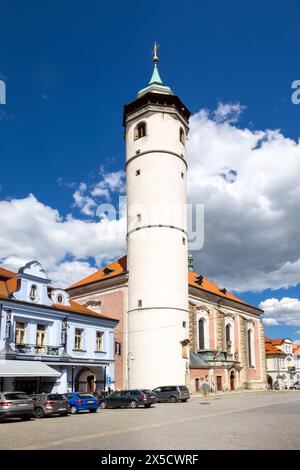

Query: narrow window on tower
136,169,141,176
134,122,147,140
181,172,184,179
138,299,142,307
182,237,186,245
179,127,185,144
137,213,142,223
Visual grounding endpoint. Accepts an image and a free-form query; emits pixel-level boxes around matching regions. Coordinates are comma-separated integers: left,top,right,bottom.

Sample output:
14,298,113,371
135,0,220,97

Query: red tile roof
67,255,258,310
0,265,116,321
265,337,286,355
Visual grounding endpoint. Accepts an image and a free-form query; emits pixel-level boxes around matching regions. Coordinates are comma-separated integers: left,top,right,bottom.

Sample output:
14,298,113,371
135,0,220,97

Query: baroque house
265,337,300,389
0,261,117,394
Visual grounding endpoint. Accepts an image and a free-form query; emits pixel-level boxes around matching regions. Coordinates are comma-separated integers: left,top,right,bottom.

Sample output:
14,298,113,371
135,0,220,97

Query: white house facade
0,261,118,395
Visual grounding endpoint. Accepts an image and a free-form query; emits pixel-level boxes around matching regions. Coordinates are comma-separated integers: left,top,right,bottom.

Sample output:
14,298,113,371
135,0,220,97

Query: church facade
67,48,267,393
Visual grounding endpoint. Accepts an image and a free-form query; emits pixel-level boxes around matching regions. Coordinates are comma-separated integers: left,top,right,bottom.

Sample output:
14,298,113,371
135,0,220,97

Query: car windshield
179,386,188,392
4,393,29,400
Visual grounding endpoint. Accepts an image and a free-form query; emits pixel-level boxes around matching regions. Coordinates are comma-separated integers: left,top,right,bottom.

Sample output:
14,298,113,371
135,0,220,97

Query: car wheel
100,402,107,409
129,400,138,409
70,405,78,415
170,396,177,403
34,407,45,419
89,409,97,413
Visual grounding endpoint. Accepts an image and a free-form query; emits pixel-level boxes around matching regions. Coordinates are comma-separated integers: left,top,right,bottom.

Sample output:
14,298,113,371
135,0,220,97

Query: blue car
65,392,99,415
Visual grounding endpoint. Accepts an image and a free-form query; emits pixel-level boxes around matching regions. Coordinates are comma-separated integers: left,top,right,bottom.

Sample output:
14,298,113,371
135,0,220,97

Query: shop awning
0,360,61,378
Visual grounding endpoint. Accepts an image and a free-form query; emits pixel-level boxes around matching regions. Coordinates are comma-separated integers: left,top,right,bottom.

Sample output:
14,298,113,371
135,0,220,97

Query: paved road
0,391,299,450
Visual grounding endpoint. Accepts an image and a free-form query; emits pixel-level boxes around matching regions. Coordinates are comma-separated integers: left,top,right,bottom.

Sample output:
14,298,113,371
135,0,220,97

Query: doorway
216,376,222,391
230,371,235,391
195,378,200,392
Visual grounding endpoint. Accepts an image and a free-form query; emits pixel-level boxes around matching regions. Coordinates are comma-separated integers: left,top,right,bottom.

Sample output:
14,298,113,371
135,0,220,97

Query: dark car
101,389,158,409
0,391,34,421
32,393,69,418
153,385,190,403
65,392,99,414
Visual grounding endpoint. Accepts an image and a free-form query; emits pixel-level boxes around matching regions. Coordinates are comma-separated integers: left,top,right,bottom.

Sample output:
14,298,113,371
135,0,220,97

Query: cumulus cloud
259,297,300,326
0,194,126,287
187,104,300,292
1,102,300,294
72,168,125,215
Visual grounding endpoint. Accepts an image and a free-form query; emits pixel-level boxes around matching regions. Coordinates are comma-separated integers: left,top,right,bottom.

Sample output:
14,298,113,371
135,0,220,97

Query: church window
134,122,147,140
198,318,205,350
247,328,255,367
179,127,185,144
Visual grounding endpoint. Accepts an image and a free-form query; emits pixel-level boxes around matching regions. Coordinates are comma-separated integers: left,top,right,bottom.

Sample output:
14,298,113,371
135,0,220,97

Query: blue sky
1,0,300,340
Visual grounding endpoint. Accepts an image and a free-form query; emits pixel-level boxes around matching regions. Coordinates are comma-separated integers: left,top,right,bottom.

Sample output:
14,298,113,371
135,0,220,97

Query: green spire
149,63,163,86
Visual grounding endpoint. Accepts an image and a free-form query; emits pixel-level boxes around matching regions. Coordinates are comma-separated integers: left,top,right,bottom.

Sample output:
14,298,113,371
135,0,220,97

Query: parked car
0,391,34,421
64,392,99,414
101,389,158,409
32,393,69,418
289,381,300,390
153,385,190,403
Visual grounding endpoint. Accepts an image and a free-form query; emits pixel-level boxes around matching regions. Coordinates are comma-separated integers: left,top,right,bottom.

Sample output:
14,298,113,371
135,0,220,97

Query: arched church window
134,122,147,140
198,318,205,350
247,328,254,367
179,127,185,144
226,323,232,352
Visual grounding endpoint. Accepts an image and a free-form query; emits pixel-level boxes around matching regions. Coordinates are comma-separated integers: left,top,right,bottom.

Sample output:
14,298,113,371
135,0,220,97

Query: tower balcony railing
14,343,64,356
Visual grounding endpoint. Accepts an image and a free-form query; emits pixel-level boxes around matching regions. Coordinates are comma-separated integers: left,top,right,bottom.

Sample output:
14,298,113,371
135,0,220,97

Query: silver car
32,393,69,418
289,381,300,390
0,392,34,421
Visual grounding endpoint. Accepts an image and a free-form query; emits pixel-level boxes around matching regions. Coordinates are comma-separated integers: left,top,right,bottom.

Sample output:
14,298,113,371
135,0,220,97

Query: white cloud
0,194,126,287
187,104,300,292
1,102,300,294
259,297,300,326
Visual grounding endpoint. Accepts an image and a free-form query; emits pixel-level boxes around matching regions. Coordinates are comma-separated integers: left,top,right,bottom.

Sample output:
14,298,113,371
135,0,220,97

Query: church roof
67,255,260,311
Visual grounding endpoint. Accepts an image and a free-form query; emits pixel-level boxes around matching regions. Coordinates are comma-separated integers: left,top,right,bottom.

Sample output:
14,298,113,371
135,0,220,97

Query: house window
30,285,37,301
36,324,46,347
134,122,146,140
15,322,26,345
115,341,121,356
74,328,84,350
198,318,205,350
179,127,185,144
96,331,104,352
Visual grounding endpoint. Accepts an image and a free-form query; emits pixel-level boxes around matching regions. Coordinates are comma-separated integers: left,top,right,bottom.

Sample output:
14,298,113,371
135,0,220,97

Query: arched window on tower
179,127,185,144
226,324,231,351
198,318,205,350
134,122,147,140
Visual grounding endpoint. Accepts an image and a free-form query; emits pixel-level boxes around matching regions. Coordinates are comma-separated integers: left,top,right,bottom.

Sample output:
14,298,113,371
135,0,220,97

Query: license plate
17,403,27,407
58,408,66,411
87,401,94,404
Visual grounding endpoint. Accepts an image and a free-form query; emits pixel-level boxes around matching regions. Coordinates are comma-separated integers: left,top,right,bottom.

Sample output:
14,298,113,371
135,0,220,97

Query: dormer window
134,122,147,140
179,127,185,144
57,294,63,304
30,285,37,301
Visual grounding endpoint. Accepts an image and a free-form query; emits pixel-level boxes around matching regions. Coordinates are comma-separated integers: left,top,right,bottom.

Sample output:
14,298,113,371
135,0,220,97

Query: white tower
124,45,191,389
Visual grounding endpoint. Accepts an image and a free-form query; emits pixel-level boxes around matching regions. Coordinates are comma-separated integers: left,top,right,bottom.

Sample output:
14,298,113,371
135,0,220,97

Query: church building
67,46,267,393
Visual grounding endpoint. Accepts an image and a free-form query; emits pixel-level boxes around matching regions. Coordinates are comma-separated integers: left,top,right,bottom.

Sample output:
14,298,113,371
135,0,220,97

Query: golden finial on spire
152,41,159,63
